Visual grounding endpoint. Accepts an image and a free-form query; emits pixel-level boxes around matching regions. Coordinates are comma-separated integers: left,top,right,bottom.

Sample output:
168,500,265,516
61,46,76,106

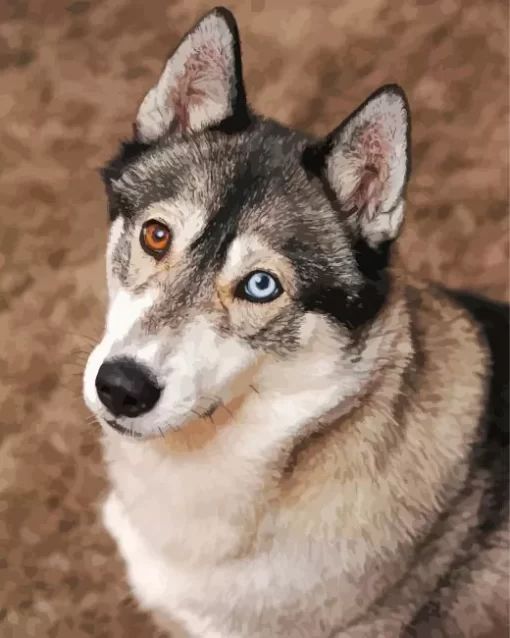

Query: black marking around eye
284,236,392,331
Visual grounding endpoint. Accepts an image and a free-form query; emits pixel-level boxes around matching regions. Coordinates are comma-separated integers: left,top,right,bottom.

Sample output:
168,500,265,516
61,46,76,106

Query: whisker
84,415,101,427
58,329,99,345
220,402,233,418
65,348,93,358
62,370,86,379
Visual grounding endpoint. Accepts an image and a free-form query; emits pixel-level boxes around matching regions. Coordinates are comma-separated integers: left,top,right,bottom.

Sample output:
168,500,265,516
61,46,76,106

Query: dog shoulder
443,287,509,531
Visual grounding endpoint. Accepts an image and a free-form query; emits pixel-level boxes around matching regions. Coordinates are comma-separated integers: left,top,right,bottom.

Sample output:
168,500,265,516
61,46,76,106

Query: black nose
95,359,161,418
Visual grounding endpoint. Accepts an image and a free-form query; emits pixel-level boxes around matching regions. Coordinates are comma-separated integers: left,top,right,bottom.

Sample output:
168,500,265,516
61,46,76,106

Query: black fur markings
189,163,267,273
403,289,509,635
189,202,238,273
301,132,394,330
206,7,251,135
295,237,392,330
447,290,509,535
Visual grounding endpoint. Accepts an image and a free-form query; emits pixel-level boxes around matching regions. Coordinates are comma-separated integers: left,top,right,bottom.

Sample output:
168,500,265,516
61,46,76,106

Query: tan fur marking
263,276,486,554
152,360,265,455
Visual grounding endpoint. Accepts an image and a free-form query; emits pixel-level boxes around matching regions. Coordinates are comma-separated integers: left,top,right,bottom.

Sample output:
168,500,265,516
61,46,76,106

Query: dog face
83,7,411,440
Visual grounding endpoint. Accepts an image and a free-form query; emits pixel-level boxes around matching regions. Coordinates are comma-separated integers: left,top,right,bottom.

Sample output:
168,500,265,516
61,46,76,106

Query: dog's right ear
303,85,411,249
134,7,249,144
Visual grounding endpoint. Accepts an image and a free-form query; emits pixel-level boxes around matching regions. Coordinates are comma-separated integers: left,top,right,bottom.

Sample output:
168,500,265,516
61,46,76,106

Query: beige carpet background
0,0,508,636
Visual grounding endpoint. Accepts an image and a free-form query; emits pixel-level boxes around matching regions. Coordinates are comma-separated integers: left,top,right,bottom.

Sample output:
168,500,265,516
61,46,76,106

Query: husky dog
83,7,509,637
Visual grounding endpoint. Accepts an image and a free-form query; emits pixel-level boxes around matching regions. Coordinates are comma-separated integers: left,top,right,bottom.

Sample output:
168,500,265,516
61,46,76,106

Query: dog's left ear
135,7,248,144
308,85,411,248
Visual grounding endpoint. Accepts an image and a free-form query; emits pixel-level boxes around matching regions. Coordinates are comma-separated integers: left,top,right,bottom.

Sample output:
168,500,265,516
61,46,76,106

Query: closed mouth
104,402,222,438
106,419,143,438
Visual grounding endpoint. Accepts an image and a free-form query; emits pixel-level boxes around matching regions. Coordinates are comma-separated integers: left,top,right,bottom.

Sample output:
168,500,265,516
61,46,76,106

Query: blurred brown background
0,0,508,636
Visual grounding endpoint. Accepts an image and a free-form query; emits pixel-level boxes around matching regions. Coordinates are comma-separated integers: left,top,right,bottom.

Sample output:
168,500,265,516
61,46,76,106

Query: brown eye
140,220,171,259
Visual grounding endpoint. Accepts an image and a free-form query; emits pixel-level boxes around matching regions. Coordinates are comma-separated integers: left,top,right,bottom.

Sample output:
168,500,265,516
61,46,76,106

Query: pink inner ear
169,44,230,133
344,123,390,218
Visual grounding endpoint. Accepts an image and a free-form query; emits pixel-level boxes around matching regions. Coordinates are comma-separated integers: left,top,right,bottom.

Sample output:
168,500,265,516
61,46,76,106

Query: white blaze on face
87,209,164,381
104,289,155,343
83,280,157,419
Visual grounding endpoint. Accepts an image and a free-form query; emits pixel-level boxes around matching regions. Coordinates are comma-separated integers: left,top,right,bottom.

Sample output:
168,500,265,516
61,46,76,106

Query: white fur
102,487,356,638
362,200,406,249
82,287,157,418
99,315,376,637
222,234,276,280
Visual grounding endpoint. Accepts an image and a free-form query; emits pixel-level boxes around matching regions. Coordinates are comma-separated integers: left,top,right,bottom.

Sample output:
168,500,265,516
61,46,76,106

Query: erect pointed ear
307,85,411,248
134,7,249,144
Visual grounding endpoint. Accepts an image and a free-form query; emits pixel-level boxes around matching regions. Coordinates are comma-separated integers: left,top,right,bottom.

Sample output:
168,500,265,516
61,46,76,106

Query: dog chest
102,489,357,638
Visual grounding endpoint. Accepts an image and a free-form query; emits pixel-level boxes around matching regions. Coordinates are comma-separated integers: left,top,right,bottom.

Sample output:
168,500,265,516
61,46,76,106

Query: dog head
83,7,411,440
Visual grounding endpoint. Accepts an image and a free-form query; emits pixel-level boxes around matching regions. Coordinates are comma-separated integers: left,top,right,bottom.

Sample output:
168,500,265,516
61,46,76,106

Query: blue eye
236,271,283,303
